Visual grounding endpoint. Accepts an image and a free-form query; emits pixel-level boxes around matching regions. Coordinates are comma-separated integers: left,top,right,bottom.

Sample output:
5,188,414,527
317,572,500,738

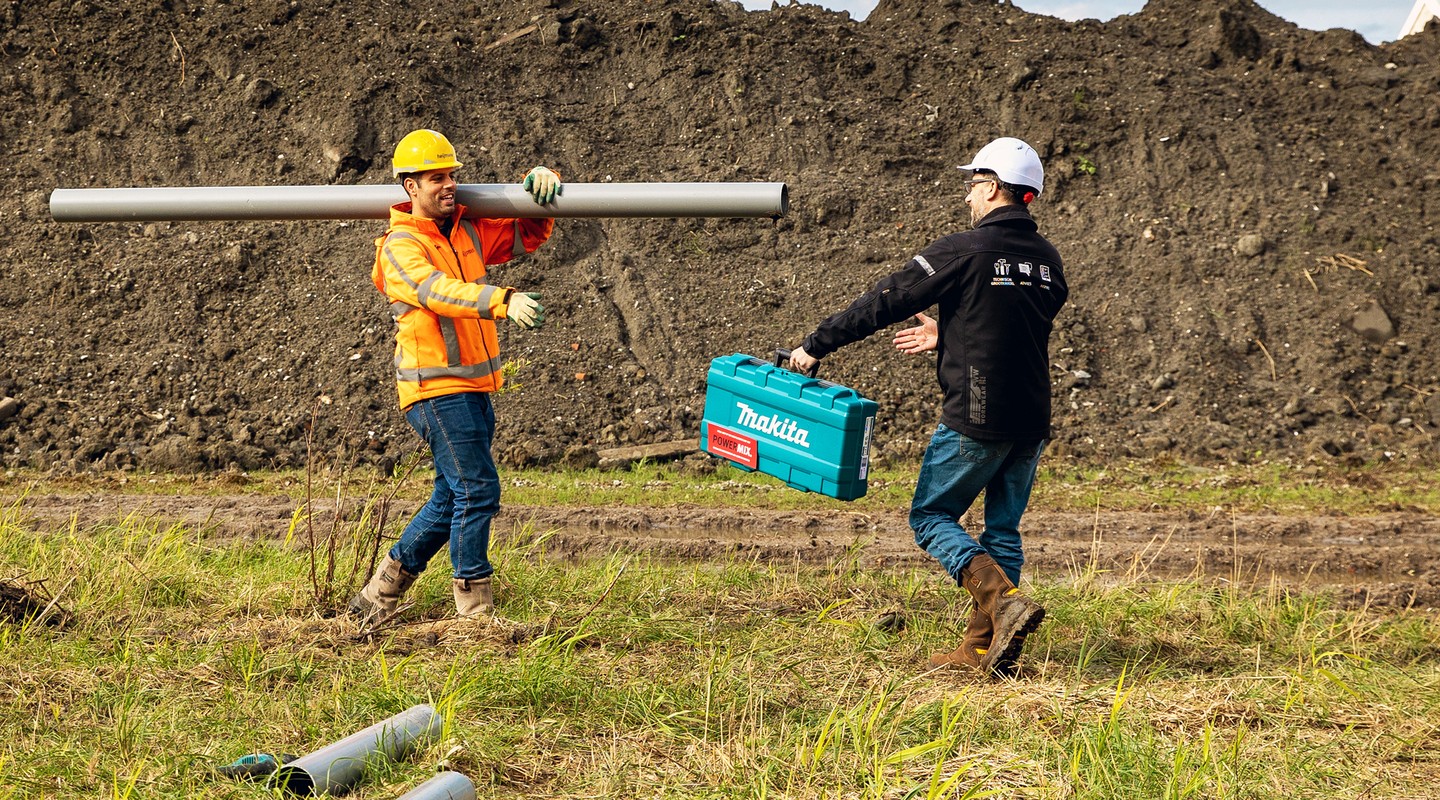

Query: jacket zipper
439,221,499,373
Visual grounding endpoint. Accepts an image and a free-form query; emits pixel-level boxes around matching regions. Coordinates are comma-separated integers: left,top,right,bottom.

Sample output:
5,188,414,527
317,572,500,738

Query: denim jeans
908,423,1047,587
389,391,500,581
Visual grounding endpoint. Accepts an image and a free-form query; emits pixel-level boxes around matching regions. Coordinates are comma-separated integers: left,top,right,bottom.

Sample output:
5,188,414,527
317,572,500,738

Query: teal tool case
700,351,879,501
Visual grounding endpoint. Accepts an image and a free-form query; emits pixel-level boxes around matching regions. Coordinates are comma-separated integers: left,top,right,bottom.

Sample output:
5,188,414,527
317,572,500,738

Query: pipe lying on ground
395,771,477,800
271,704,444,796
48,182,789,222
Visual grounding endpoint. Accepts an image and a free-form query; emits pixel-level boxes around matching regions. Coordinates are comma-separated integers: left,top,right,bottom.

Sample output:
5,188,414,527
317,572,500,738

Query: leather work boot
928,601,994,670
347,555,418,624
960,554,1045,677
453,577,495,621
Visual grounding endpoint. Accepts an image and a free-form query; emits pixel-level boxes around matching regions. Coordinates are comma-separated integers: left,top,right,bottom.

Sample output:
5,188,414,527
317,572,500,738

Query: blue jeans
389,392,500,581
908,423,1047,587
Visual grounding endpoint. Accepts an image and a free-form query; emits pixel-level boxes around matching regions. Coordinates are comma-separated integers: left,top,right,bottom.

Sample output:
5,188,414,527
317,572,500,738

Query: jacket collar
389,202,467,235
975,204,1037,231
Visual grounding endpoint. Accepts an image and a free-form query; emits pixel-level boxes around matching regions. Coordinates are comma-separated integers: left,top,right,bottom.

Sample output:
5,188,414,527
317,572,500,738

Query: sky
734,1,1426,44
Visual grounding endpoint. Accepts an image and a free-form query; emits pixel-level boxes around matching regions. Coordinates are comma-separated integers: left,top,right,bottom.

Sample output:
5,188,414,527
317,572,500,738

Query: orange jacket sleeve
472,217,555,266
475,167,560,264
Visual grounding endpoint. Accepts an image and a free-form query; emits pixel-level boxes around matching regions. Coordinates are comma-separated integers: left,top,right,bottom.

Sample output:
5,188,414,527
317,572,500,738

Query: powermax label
706,422,758,469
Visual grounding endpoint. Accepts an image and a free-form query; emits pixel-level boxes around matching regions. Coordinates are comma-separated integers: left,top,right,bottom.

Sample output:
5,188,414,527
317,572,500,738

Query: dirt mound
2,0,1438,473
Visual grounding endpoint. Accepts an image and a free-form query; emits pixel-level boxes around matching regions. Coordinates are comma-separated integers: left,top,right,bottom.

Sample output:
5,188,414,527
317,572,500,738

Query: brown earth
1,0,1438,474
8,491,1440,610
2,2,1439,600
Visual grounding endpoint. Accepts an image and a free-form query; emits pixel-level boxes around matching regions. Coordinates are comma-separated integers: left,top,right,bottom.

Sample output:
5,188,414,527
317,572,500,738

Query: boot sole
982,599,1045,677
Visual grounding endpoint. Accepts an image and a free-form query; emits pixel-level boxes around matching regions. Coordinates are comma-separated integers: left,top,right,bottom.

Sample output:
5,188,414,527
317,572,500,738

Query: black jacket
801,205,1067,440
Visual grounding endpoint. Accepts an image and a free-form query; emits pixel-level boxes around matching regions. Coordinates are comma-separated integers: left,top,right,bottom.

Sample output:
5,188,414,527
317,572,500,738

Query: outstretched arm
510,166,563,256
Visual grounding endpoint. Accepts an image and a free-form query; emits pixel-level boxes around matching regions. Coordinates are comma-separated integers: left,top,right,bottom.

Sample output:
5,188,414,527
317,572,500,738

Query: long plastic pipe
395,771,477,800
271,704,444,796
47,182,788,222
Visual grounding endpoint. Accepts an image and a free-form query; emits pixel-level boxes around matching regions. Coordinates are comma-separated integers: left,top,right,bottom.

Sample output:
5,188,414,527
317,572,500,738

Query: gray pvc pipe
271,704,444,796
48,182,788,222
395,771,477,800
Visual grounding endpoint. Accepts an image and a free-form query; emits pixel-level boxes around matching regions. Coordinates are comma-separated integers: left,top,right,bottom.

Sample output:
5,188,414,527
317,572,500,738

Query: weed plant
0,486,1436,799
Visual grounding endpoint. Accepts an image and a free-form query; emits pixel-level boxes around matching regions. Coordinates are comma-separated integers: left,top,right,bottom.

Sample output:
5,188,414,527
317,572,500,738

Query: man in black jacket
789,137,1068,677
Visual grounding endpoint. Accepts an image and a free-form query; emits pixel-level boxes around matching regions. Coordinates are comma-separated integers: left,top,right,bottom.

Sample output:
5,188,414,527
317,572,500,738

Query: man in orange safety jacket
349,128,560,625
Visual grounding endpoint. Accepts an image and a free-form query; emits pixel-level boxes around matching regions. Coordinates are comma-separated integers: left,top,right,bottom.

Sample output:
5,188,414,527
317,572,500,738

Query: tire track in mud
7,492,1439,609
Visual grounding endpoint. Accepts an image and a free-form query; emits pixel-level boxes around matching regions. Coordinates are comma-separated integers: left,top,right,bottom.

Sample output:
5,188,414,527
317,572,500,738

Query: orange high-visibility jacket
372,202,554,409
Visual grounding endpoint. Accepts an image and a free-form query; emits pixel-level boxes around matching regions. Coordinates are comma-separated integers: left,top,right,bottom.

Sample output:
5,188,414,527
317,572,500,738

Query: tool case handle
772,348,819,378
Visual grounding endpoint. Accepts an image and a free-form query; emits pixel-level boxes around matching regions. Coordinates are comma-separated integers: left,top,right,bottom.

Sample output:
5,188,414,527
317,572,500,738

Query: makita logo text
735,402,811,448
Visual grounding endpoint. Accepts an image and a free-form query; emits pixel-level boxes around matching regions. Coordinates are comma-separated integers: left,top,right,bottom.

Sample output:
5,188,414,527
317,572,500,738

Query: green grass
1036,460,1440,515
6,455,1438,516
492,458,1440,516
1,475,1437,799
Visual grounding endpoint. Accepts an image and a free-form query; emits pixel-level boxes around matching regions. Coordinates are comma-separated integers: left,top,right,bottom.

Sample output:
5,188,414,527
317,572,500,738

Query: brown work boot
348,555,418,624
960,554,1044,677
928,602,994,670
453,577,494,621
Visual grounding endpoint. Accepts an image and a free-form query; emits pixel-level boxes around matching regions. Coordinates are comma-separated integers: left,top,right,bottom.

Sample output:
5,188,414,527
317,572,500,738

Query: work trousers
389,391,500,581
908,423,1047,587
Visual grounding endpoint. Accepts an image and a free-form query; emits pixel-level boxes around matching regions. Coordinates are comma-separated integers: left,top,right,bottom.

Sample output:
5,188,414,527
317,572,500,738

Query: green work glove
505,291,545,329
522,166,561,204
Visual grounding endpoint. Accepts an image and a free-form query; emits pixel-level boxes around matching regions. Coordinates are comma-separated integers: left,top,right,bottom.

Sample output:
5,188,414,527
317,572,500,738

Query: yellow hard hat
392,129,463,177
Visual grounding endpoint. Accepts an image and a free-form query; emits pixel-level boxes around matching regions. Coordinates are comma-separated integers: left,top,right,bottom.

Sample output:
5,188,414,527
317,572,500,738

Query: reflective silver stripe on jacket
437,317,462,366
394,353,505,383
383,233,422,289
914,255,936,276
474,284,500,319
390,301,415,320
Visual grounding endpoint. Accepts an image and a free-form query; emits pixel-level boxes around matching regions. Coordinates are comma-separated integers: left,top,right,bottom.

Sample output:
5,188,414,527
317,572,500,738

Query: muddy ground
10,492,1439,610
2,0,1439,473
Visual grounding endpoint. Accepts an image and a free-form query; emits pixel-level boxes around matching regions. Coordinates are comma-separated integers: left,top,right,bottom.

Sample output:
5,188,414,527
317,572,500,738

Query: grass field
1,462,1437,798
10,455,1440,515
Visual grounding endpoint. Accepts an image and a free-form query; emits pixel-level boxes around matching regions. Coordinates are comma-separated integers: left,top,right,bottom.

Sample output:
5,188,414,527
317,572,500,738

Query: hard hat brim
393,159,463,178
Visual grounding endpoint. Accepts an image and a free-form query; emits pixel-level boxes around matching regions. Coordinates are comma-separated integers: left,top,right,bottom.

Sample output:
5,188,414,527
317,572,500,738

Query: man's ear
401,176,417,198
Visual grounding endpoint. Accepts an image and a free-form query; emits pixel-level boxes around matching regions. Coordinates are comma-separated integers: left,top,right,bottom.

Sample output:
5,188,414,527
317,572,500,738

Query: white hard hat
959,137,1044,196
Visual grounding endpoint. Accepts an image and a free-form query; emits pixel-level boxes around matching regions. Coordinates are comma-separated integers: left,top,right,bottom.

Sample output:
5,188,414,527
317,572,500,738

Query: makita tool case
700,352,879,501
